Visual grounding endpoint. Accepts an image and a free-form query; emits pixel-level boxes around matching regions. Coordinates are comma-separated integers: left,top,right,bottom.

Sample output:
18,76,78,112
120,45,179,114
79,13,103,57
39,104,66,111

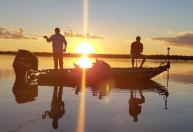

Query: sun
76,56,93,68
75,40,95,54
75,40,95,68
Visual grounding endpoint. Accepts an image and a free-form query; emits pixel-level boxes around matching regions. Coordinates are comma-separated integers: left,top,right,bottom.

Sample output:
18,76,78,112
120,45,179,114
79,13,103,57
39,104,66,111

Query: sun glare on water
75,40,95,68
77,0,90,132
77,56,93,68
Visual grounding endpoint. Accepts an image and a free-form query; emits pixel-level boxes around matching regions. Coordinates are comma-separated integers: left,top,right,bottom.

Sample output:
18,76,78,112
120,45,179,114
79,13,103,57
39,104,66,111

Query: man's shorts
53,52,63,58
131,53,146,59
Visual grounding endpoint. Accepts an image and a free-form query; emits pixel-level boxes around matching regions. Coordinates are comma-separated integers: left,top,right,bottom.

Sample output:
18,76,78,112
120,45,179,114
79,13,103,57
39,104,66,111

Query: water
0,55,193,132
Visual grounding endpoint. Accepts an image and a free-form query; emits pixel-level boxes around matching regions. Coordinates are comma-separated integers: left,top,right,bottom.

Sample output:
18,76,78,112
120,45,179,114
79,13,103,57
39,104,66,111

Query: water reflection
81,78,168,123
12,74,169,127
170,73,193,84
129,89,145,122
42,86,65,129
12,77,38,104
75,79,111,100
2,55,193,131
87,78,169,122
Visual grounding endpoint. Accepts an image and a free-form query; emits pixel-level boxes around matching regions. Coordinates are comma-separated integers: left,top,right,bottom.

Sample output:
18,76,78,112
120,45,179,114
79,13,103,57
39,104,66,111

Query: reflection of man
44,27,67,70
130,36,146,68
42,86,65,129
128,89,145,122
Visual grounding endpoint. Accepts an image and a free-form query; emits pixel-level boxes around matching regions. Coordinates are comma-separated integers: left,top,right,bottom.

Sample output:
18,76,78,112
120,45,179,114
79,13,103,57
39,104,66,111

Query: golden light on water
76,0,89,132
105,83,110,102
77,56,93,68
75,40,95,68
76,68,86,132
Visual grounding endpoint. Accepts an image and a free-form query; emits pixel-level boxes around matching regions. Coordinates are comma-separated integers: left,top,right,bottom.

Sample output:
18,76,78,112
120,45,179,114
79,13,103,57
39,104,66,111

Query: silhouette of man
44,27,67,70
42,86,65,129
130,36,146,68
128,89,145,122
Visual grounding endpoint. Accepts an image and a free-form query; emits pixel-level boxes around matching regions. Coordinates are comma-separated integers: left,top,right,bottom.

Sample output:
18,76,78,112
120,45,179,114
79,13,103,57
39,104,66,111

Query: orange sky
0,37,193,55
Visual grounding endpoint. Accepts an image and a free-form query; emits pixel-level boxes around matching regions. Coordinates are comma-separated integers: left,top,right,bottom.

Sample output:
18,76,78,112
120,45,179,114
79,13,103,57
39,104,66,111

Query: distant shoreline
0,51,193,60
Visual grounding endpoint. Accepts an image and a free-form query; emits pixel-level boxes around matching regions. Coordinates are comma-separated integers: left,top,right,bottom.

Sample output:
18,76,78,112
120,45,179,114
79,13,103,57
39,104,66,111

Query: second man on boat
130,36,146,68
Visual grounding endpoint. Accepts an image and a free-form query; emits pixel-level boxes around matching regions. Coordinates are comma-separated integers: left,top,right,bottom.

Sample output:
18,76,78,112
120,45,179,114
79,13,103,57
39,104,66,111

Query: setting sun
76,56,93,68
75,40,95,54
75,40,95,68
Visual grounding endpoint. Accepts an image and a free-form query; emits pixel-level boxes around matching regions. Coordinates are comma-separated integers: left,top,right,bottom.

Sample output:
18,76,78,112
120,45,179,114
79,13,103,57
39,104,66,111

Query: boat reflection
74,79,111,100
39,77,169,123
12,77,38,104
12,74,169,128
73,78,169,106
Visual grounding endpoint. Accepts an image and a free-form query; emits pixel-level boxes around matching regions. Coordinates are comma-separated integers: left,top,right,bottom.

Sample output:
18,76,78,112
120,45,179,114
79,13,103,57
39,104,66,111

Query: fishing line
25,33,44,38
18,118,42,128
7,117,42,132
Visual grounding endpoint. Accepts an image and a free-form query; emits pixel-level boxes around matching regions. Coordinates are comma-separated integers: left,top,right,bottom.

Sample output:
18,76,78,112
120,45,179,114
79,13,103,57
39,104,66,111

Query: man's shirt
50,34,66,53
131,41,143,55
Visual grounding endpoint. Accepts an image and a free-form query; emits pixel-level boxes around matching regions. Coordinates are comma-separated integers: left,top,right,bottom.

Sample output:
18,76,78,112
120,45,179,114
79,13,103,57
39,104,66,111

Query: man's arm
140,43,143,53
42,111,50,119
63,36,67,52
130,42,134,54
44,36,52,42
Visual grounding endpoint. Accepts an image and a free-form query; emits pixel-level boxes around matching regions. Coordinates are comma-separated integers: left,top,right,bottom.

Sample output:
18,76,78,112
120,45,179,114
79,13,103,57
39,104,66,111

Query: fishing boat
13,50,170,85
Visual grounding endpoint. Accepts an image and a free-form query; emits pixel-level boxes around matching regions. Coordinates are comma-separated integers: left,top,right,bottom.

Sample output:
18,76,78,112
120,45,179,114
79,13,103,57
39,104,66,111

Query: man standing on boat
130,36,146,68
44,27,67,70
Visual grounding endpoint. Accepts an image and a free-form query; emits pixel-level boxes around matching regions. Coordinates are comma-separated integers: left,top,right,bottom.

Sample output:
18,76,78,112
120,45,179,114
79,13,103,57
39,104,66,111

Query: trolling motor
159,47,170,69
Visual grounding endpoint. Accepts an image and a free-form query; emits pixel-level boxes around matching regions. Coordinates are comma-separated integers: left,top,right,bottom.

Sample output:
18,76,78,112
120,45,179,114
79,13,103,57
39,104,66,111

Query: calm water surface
0,55,193,132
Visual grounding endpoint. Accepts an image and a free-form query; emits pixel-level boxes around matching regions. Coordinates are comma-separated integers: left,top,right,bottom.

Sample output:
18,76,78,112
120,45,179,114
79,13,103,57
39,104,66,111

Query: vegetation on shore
0,51,193,60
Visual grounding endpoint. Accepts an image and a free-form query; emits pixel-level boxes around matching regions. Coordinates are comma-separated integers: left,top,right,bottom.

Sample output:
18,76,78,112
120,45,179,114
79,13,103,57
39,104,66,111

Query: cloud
167,30,173,35
64,30,104,40
152,32,193,48
0,27,38,40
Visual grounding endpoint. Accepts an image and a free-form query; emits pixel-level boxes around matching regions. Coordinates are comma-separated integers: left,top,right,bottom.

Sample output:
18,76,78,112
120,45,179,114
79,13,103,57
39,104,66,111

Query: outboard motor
13,50,38,80
12,50,38,103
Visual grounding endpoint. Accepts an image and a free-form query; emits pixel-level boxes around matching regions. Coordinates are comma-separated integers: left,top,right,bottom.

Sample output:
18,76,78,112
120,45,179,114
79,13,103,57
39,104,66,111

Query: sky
0,0,193,55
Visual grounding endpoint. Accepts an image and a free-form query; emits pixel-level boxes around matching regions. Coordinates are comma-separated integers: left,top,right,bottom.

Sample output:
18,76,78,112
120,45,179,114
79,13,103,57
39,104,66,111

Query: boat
13,50,170,85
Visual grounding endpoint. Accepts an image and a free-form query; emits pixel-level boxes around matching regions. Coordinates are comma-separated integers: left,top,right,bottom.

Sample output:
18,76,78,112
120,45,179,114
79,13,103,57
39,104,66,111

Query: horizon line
0,50,193,60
